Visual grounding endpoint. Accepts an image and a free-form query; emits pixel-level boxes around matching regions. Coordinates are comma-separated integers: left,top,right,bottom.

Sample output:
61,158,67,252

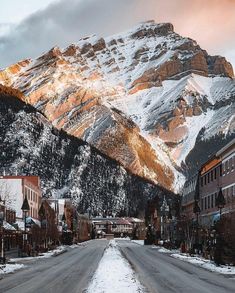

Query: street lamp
21,197,30,254
216,188,226,219
214,187,226,265
0,195,6,264
193,200,201,253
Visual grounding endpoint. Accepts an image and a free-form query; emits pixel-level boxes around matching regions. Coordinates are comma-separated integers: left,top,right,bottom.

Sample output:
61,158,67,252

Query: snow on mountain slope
0,88,177,214
0,21,234,192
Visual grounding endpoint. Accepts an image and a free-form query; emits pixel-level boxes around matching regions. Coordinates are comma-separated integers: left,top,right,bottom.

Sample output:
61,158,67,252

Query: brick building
199,138,235,226
0,176,42,220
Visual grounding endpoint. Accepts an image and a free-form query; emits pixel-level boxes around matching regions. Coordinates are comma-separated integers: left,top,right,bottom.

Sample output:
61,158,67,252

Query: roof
3,220,16,231
216,138,235,157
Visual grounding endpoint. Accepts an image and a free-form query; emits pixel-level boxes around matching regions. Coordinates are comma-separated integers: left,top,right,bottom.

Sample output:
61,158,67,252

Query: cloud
0,0,234,69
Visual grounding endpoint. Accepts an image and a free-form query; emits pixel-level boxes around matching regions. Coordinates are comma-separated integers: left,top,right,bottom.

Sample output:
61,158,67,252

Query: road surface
118,240,235,293
1,239,235,293
0,240,108,293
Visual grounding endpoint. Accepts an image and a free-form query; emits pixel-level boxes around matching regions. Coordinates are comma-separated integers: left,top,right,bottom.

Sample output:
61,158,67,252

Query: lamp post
193,200,201,253
0,195,6,264
214,188,226,265
21,197,30,254
216,188,226,219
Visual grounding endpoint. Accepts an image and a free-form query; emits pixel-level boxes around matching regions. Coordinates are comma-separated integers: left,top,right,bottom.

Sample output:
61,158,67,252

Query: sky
0,0,234,69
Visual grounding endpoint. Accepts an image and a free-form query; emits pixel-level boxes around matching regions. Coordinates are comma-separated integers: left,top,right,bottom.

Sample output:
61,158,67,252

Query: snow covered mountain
0,86,176,215
0,21,234,191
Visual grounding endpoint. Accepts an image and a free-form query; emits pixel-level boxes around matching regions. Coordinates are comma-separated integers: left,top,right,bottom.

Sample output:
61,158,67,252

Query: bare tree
0,180,17,211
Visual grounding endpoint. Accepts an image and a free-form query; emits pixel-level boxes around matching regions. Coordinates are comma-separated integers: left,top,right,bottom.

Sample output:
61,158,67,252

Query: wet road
117,240,235,293
0,240,108,293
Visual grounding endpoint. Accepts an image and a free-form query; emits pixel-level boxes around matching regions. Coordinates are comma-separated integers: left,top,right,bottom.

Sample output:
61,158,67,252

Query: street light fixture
0,195,6,264
214,187,226,265
216,188,226,219
21,197,30,254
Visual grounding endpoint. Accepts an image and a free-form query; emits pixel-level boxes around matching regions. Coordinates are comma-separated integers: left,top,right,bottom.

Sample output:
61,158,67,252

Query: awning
26,217,41,227
3,220,16,231
212,212,220,225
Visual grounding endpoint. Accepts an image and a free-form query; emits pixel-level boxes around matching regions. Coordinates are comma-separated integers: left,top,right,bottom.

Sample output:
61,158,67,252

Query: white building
0,176,42,220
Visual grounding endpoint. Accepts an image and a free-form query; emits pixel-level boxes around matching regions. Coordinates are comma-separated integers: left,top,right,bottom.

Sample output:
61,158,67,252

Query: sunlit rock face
0,88,177,215
0,21,234,191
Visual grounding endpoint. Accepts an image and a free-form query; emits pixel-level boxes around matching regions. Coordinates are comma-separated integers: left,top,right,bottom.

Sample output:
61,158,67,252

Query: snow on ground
131,240,144,246
115,237,131,241
87,240,145,293
10,246,67,262
0,263,25,275
171,253,235,275
154,246,235,275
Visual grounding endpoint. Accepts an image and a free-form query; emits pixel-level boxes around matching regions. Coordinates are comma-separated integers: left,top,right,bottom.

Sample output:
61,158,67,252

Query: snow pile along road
0,263,25,275
87,240,145,293
154,246,235,275
171,253,235,275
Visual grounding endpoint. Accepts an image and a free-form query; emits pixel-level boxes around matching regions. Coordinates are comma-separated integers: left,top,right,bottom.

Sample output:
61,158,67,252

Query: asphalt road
0,239,108,293
117,240,235,293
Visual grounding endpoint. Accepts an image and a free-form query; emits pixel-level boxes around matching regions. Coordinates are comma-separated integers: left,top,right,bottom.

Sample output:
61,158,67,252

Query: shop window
208,196,210,209
225,161,229,173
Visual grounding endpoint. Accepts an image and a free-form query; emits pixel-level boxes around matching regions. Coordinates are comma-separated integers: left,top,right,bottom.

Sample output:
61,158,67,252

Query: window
211,171,213,182
225,161,229,173
205,176,207,185
220,165,222,176
205,197,207,210
208,196,210,209
201,177,203,187
214,168,217,179
208,174,210,183
211,194,214,208
201,199,203,211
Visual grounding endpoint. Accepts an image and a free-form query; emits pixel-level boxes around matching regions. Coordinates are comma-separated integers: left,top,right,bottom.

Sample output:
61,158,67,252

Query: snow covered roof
3,220,16,231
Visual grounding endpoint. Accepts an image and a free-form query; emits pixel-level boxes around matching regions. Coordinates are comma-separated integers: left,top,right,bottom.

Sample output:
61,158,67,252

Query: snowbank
87,240,144,293
171,253,235,275
154,246,235,275
10,246,67,262
131,240,144,246
0,263,25,275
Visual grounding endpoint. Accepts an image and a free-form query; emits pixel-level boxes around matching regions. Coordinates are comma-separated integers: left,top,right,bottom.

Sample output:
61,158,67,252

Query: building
92,217,144,238
181,174,198,221
0,176,42,220
199,138,235,226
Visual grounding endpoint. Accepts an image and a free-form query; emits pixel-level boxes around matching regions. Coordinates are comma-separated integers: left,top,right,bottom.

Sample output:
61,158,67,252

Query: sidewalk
153,246,235,275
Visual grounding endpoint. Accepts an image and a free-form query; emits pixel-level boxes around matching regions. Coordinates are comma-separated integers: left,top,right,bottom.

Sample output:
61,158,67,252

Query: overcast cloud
0,0,235,69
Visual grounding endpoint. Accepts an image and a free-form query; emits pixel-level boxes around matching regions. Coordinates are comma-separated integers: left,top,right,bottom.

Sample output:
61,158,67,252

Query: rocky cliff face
0,89,176,215
0,21,234,191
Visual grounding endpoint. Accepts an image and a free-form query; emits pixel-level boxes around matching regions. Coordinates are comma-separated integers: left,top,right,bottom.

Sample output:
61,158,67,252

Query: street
0,240,108,293
117,240,235,293
0,240,235,293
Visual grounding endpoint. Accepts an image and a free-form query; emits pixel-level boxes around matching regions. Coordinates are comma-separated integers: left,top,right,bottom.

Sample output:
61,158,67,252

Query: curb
53,249,68,257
